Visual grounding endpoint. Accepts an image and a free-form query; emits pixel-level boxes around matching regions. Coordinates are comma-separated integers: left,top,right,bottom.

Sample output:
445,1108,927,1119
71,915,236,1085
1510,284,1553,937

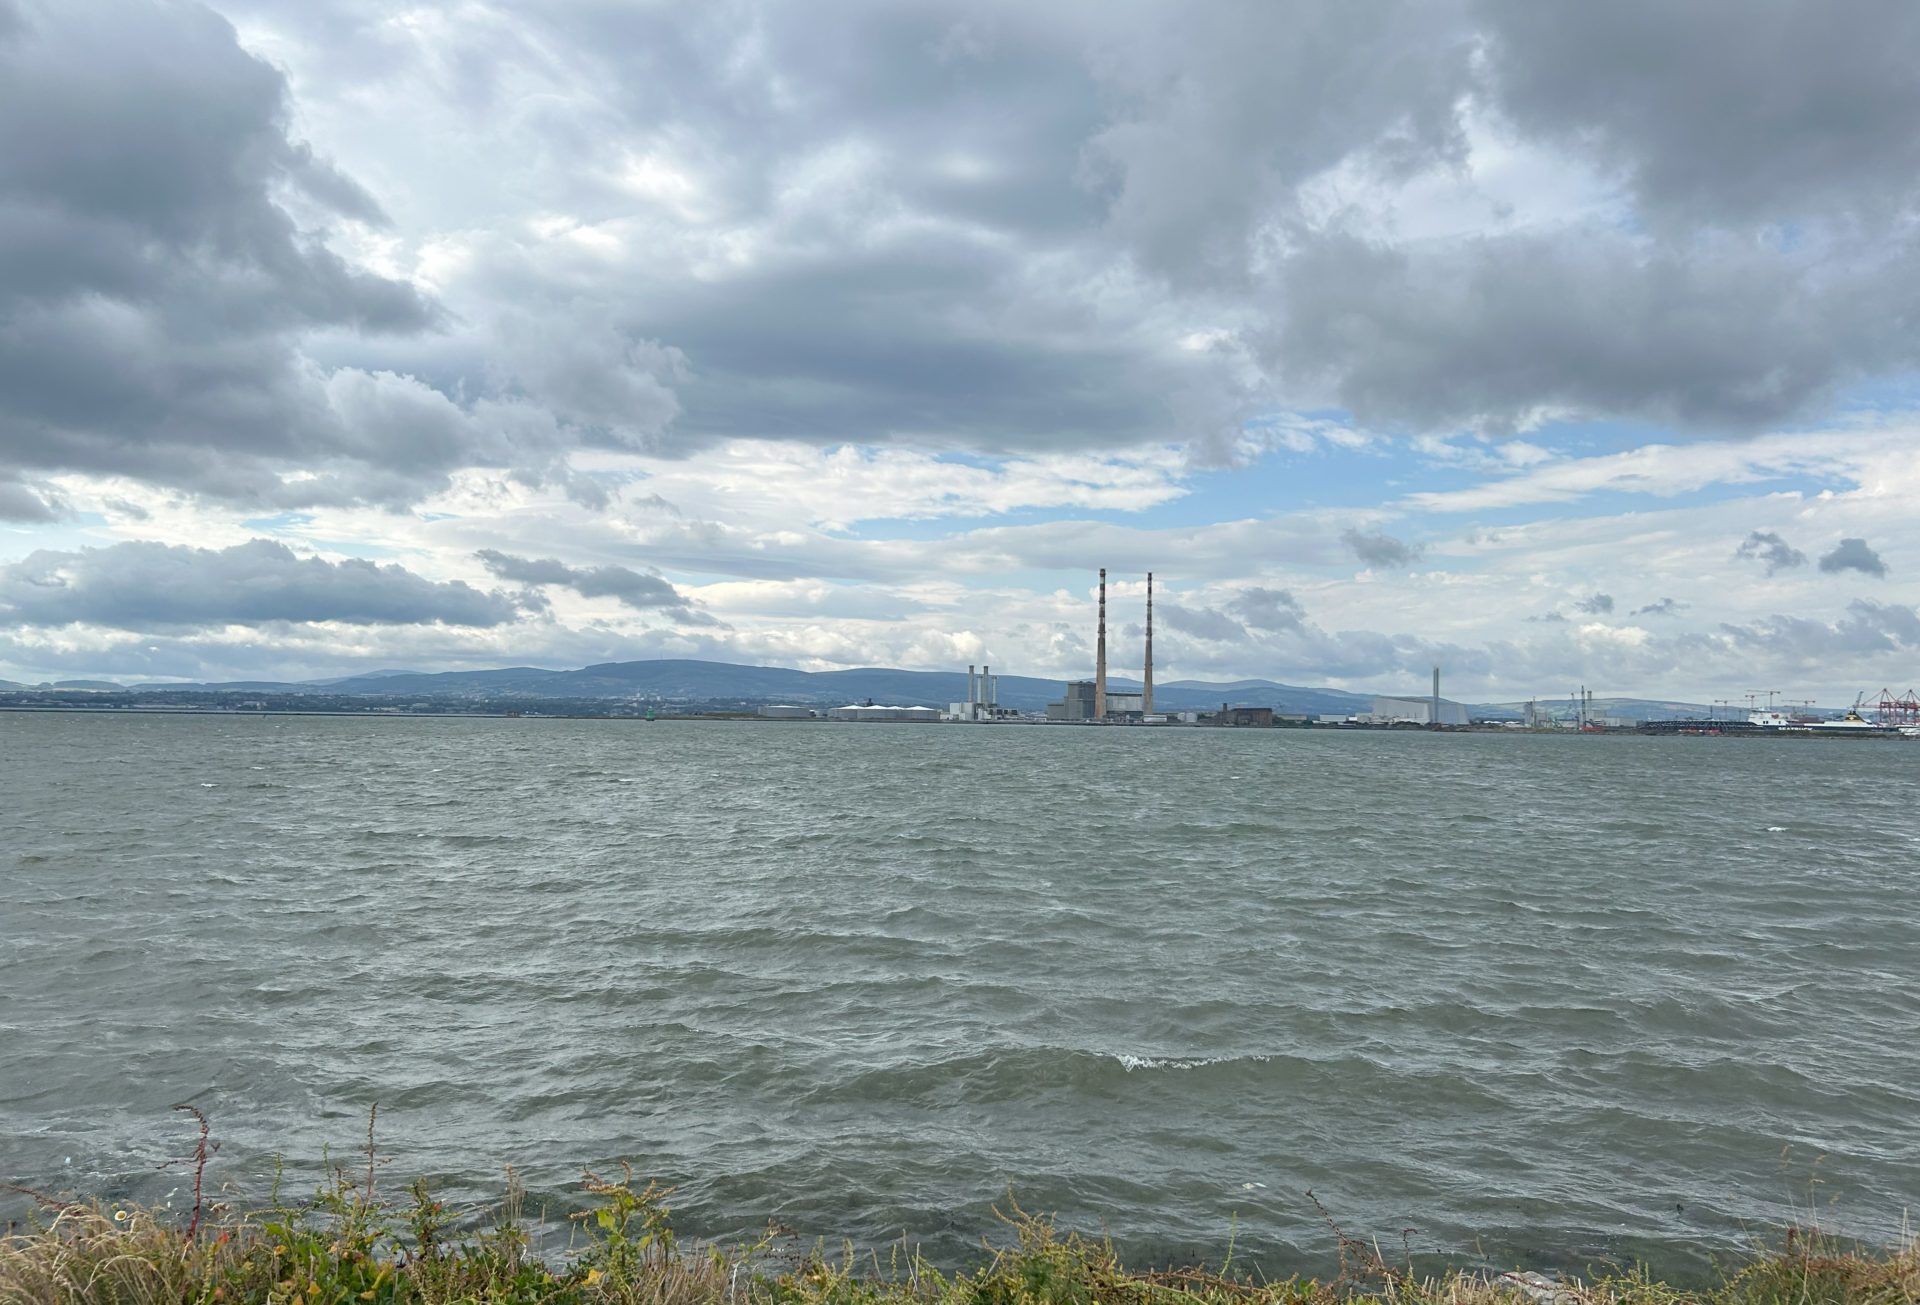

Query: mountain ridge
32,658,1382,715
6,660,1793,719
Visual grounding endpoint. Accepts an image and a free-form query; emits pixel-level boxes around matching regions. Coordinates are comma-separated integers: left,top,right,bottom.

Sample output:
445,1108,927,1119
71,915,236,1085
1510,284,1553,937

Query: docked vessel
1798,708,1888,734
1747,704,1901,735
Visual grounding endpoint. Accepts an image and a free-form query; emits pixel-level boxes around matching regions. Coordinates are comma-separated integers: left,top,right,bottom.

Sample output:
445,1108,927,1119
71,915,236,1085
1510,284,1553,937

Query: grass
2,1115,1914,1305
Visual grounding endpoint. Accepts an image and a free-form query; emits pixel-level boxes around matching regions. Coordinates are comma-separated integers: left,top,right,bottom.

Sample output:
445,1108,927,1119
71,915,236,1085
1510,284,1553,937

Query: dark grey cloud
0,0,487,505
0,539,520,631
12,0,1920,513
1231,586,1307,632
1157,601,1248,644
0,474,63,522
475,550,717,625
1268,227,1920,434
1736,531,1808,575
1075,3,1474,290
163,1,1468,465
1265,2,1920,434
1479,0,1920,228
1632,597,1686,617
1341,528,1424,569
1818,537,1889,577
1574,593,1614,615
1719,599,1920,663
0,1,689,508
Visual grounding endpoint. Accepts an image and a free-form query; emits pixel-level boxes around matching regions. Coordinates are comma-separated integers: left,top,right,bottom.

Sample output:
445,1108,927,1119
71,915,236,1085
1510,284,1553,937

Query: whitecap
1114,1053,1266,1072
1766,825,1787,832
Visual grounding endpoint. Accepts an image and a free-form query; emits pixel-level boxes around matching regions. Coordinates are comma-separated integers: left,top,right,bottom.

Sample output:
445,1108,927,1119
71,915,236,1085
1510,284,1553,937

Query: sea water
2,712,1916,1276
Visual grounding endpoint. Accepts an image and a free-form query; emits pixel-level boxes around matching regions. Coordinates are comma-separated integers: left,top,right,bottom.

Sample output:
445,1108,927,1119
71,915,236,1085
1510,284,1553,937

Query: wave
1112,1053,1271,1072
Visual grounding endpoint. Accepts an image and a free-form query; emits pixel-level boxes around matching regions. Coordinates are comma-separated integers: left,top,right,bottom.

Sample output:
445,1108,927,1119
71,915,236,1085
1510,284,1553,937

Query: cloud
0,0,491,505
1265,3,1920,435
1719,599,1920,663
1230,587,1307,632
0,539,521,632
1077,4,1473,290
1341,527,1425,569
1574,593,1614,615
1632,597,1686,617
1479,1,1920,228
1268,226,1917,435
1735,530,1808,575
475,549,717,624
1156,601,1248,644
1818,537,1889,577
13,0,1920,514
14,1,1920,701
0,475,64,522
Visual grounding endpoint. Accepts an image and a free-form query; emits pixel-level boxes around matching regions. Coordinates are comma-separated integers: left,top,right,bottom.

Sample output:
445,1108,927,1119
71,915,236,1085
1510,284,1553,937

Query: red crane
1874,688,1920,725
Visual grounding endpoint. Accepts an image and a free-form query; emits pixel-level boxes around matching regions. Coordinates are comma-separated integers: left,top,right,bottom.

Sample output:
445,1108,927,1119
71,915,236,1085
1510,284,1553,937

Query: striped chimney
1094,568,1107,720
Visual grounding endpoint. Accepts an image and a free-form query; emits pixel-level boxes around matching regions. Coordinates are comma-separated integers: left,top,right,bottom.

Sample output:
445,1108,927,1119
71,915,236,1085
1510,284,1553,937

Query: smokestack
968,664,976,707
1094,568,1108,720
1144,572,1154,717
1432,664,1440,729
983,665,992,710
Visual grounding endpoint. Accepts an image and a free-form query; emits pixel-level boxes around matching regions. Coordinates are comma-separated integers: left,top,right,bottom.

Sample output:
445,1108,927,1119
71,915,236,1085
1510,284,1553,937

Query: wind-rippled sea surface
3,713,1917,1276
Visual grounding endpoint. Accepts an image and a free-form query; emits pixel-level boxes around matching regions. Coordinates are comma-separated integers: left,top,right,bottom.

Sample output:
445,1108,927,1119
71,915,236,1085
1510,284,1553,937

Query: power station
1048,570,1158,722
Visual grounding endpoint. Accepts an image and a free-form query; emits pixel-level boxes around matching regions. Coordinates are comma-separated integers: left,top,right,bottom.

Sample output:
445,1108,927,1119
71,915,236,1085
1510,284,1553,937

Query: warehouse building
1367,695,1470,726
826,704,942,722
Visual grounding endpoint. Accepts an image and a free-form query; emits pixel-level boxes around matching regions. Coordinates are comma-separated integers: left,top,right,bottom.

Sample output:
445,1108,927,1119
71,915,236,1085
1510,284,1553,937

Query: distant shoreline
4,703,1914,738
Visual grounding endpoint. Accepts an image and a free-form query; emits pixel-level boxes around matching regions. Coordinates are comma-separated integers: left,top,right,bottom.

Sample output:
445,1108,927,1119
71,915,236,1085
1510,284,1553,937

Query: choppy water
3,712,1917,1276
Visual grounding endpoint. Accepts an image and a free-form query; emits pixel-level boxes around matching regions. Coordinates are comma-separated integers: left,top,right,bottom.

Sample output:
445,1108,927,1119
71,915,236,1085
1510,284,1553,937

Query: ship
1748,703,1899,735
1798,708,1888,734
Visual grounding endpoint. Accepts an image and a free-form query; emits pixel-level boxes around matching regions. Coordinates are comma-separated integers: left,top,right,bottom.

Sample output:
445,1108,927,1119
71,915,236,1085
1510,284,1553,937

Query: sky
5,0,1920,704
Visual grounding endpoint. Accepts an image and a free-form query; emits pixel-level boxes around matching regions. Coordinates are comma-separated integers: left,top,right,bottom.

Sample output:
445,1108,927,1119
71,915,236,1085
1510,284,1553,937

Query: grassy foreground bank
7,1173,1917,1305
4,1112,1914,1305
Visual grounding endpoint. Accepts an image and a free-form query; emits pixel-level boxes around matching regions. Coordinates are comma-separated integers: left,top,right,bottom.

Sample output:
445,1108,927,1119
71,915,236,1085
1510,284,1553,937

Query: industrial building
1210,705,1274,727
947,664,1020,722
826,704,941,722
1362,667,1469,726
1367,696,1470,726
1047,680,1096,721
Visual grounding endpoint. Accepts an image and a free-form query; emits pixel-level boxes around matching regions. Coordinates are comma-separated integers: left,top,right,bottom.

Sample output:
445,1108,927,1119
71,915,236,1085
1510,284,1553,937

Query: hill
315,660,1386,715
80,658,1383,715
19,659,1771,719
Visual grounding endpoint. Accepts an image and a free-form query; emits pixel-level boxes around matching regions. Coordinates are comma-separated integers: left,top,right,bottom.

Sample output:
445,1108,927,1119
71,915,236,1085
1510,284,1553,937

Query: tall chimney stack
1431,664,1440,729
1144,572,1154,717
968,664,977,708
1094,568,1108,720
